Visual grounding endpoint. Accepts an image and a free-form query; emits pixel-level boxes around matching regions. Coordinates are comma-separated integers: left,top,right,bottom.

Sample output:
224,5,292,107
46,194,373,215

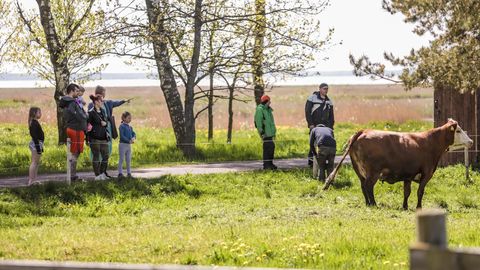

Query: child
118,111,136,178
28,107,44,185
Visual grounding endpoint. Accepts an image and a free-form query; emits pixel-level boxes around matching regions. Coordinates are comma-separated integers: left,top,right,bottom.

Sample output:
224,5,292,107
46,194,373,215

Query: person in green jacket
255,95,277,170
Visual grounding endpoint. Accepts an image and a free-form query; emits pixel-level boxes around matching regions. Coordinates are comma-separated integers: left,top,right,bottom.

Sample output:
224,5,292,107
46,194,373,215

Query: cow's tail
323,130,363,190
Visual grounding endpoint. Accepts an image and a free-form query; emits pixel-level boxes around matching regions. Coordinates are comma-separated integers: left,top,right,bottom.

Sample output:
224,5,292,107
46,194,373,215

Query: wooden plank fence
0,260,288,270
410,209,480,270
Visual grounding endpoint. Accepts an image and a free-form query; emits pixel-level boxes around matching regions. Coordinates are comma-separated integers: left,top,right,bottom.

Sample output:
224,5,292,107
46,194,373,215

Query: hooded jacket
59,96,88,131
305,92,334,129
254,104,276,138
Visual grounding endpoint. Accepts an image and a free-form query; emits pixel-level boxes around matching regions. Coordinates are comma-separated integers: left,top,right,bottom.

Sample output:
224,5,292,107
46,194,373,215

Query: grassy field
0,121,432,176
0,84,434,175
1,84,477,269
0,166,479,269
0,84,433,128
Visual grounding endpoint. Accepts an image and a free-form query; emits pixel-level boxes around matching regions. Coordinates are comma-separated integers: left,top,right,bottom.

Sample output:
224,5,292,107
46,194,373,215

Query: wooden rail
0,260,287,270
410,209,480,270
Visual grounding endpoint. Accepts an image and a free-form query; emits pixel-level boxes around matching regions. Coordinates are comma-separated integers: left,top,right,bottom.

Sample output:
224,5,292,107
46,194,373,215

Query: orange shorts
66,128,85,154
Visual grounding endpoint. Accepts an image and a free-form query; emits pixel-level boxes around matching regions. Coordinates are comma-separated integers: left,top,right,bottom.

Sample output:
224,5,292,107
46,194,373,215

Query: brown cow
323,119,473,210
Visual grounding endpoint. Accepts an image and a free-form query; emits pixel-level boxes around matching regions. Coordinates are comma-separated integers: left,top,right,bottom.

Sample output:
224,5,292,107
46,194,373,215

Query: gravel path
0,156,350,187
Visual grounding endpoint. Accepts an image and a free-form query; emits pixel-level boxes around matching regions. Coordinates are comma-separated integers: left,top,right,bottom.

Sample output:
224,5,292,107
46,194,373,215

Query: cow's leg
416,174,433,209
403,181,412,210
365,174,379,206
360,179,369,205
351,159,369,205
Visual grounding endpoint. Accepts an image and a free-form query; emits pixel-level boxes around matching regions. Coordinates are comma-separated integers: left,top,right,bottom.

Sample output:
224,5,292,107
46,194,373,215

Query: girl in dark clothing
28,107,44,185
87,94,110,180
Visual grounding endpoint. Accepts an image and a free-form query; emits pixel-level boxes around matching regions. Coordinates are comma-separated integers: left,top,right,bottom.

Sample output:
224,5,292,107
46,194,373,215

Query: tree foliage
0,0,16,69
10,0,114,84
351,0,480,92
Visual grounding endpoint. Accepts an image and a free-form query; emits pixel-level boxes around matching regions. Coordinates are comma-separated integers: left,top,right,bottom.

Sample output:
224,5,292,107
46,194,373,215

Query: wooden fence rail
410,209,480,270
0,260,287,270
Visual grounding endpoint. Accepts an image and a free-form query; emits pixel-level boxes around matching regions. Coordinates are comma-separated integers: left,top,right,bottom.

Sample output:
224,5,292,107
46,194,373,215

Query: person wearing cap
254,95,277,170
310,124,336,181
305,83,335,167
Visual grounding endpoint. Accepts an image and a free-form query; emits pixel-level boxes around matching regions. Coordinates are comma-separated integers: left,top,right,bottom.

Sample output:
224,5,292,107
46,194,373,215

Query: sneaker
271,164,278,170
127,173,133,178
94,174,104,181
104,172,113,179
118,173,124,178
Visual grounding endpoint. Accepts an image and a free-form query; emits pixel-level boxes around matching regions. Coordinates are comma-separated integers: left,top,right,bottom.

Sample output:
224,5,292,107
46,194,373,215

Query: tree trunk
208,70,214,141
145,0,191,156
207,7,218,142
252,0,266,105
53,67,70,144
36,0,70,144
183,0,203,157
227,85,234,143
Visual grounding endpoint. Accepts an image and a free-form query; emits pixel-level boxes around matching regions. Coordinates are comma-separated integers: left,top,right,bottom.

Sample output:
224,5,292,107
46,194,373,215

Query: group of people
28,83,136,185
254,82,336,181
27,82,335,185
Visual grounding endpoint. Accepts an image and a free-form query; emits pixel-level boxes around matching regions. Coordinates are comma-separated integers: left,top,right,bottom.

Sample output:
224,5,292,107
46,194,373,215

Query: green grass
0,165,479,269
0,120,432,176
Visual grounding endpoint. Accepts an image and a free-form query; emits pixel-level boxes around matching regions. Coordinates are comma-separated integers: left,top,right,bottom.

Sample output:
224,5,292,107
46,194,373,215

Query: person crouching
87,94,111,180
310,124,336,181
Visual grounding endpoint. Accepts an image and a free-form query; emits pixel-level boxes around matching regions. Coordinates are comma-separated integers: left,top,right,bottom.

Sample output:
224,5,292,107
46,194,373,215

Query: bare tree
143,0,204,157
11,0,114,143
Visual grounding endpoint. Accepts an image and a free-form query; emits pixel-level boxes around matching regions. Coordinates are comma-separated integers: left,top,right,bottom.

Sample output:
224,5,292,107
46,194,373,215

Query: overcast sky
18,0,430,73
317,0,430,72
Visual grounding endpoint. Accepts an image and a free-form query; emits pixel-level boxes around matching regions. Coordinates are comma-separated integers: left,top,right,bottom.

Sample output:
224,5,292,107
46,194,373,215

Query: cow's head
447,118,474,151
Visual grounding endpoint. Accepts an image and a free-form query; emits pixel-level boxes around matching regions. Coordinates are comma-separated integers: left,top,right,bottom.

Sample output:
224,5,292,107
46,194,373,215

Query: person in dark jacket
87,94,111,181
28,107,44,185
310,124,336,181
88,85,131,178
59,83,88,181
305,83,334,167
254,95,277,170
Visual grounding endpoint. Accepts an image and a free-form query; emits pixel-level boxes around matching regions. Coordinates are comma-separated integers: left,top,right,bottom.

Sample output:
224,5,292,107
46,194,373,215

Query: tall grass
0,121,432,176
0,165,479,269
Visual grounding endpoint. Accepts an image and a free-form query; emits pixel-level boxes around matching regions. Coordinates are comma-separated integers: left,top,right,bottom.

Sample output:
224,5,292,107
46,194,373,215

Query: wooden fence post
416,209,447,248
66,138,71,185
465,145,470,181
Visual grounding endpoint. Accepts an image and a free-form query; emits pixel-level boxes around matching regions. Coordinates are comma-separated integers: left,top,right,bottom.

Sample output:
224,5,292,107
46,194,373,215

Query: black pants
91,139,109,176
317,146,336,181
263,137,275,168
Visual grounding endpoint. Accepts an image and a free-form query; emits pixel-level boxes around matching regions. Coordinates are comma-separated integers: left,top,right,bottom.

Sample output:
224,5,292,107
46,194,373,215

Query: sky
17,0,431,73
317,0,430,72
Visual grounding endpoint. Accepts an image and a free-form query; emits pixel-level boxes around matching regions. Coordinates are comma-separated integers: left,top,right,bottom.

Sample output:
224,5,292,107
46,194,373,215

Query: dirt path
0,156,351,187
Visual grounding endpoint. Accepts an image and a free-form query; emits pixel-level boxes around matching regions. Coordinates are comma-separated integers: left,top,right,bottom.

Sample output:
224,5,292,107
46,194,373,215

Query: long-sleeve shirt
88,99,126,118
310,126,336,156
59,96,88,131
119,123,136,144
305,92,335,129
29,119,44,153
